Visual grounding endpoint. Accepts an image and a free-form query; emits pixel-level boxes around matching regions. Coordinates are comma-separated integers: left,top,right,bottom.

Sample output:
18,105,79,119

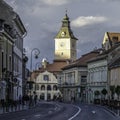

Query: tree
94,90,100,99
110,85,115,99
115,85,120,100
101,88,108,99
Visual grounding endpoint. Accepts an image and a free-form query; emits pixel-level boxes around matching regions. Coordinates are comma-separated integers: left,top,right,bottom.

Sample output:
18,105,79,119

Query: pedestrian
34,94,38,105
19,95,22,104
29,95,33,108
1,99,5,112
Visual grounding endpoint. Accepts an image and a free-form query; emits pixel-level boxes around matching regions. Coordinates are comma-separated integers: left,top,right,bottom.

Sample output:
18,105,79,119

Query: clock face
61,31,66,37
60,42,64,47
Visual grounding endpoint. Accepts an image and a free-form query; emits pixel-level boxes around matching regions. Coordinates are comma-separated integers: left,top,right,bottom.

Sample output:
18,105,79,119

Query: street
0,102,119,120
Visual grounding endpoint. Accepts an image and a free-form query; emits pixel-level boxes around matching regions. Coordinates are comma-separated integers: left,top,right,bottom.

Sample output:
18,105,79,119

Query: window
43,75,49,81
9,56,12,71
112,36,118,44
47,85,51,91
36,84,39,90
53,85,58,91
41,85,45,90
61,52,63,55
81,76,87,84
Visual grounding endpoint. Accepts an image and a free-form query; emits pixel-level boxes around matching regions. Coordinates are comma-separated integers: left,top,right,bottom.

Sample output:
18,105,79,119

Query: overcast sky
5,0,120,69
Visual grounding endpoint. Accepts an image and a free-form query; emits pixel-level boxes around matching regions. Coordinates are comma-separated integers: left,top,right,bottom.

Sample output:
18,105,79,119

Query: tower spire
65,9,67,15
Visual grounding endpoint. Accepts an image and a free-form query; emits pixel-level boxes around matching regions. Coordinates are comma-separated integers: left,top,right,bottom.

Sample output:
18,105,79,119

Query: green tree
101,88,108,99
115,85,120,100
110,85,115,99
94,90,100,99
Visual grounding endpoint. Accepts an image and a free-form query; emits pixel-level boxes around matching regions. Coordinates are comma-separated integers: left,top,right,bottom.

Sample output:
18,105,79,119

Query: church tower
54,11,78,61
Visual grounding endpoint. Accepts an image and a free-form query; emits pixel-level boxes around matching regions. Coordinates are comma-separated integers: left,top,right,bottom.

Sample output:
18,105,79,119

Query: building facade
59,50,100,102
35,71,60,101
86,32,120,103
87,54,108,103
0,0,26,101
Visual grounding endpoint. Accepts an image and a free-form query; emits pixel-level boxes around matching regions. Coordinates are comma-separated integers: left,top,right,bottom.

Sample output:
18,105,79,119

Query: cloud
71,16,108,27
94,0,120,2
41,0,69,6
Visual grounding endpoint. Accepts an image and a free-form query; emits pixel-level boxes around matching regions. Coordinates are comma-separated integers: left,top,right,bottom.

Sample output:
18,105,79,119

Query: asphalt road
73,103,119,120
0,102,119,120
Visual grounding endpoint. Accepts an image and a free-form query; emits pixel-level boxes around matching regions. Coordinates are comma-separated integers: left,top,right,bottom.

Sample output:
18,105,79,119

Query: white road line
68,105,81,120
34,114,41,117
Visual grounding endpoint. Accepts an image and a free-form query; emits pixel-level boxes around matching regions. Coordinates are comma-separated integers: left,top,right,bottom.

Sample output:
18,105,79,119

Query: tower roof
55,12,78,40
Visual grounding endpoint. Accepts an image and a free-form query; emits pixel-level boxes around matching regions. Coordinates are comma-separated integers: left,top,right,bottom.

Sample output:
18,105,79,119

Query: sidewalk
0,104,30,114
0,101,35,114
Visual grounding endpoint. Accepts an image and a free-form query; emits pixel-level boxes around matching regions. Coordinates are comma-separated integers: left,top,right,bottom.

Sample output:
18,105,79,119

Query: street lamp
35,62,41,70
29,48,40,96
30,48,40,71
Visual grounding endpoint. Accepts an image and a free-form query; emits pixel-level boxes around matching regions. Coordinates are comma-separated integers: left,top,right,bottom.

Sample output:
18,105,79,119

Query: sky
5,0,120,70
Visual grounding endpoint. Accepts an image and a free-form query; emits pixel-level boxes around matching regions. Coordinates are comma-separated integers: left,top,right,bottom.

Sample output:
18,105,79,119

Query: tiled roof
62,49,101,70
107,32,120,46
109,56,120,69
87,53,107,63
38,60,68,73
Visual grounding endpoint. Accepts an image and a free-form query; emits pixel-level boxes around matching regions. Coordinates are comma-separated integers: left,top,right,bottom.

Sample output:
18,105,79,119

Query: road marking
34,114,41,117
92,110,96,114
48,110,52,114
68,105,81,120
21,119,26,120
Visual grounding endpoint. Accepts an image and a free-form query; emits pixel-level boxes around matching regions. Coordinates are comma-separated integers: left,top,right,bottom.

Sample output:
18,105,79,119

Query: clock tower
54,12,78,61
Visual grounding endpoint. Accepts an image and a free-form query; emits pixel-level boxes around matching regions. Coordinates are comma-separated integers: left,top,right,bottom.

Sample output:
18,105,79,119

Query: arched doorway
40,93,45,100
53,85,58,91
41,85,45,90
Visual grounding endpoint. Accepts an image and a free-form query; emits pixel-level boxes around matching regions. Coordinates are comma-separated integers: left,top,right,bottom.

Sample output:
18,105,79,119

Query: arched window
47,85,51,91
41,85,45,90
53,85,58,91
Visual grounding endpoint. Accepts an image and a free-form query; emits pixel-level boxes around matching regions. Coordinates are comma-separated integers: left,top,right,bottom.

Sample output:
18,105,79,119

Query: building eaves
62,49,101,70
109,56,120,69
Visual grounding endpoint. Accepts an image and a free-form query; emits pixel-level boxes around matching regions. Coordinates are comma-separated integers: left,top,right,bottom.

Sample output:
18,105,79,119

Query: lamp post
30,48,40,71
29,48,40,96
35,62,41,70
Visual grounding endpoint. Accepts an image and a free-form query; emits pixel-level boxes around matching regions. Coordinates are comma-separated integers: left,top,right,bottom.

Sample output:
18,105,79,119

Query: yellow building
102,32,120,50
54,12,78,61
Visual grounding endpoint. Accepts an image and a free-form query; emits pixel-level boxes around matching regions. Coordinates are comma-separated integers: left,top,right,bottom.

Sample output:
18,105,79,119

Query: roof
38,60,68,74
107,32,120,46
55,13,78,40
109,56,120,69
0,0,26,35
0,0,15,26
62,49,101,70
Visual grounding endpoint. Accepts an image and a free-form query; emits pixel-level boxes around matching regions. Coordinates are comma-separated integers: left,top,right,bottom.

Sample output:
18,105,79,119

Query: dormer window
112,36,118,42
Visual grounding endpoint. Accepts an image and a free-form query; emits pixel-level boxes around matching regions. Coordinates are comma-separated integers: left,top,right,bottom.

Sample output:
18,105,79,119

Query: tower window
43,75,49,81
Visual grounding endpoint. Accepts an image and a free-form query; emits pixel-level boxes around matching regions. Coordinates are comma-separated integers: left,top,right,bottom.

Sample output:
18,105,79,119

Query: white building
35,71,61,101
87,54,108,103
59,50,100,102
0,0,26,101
